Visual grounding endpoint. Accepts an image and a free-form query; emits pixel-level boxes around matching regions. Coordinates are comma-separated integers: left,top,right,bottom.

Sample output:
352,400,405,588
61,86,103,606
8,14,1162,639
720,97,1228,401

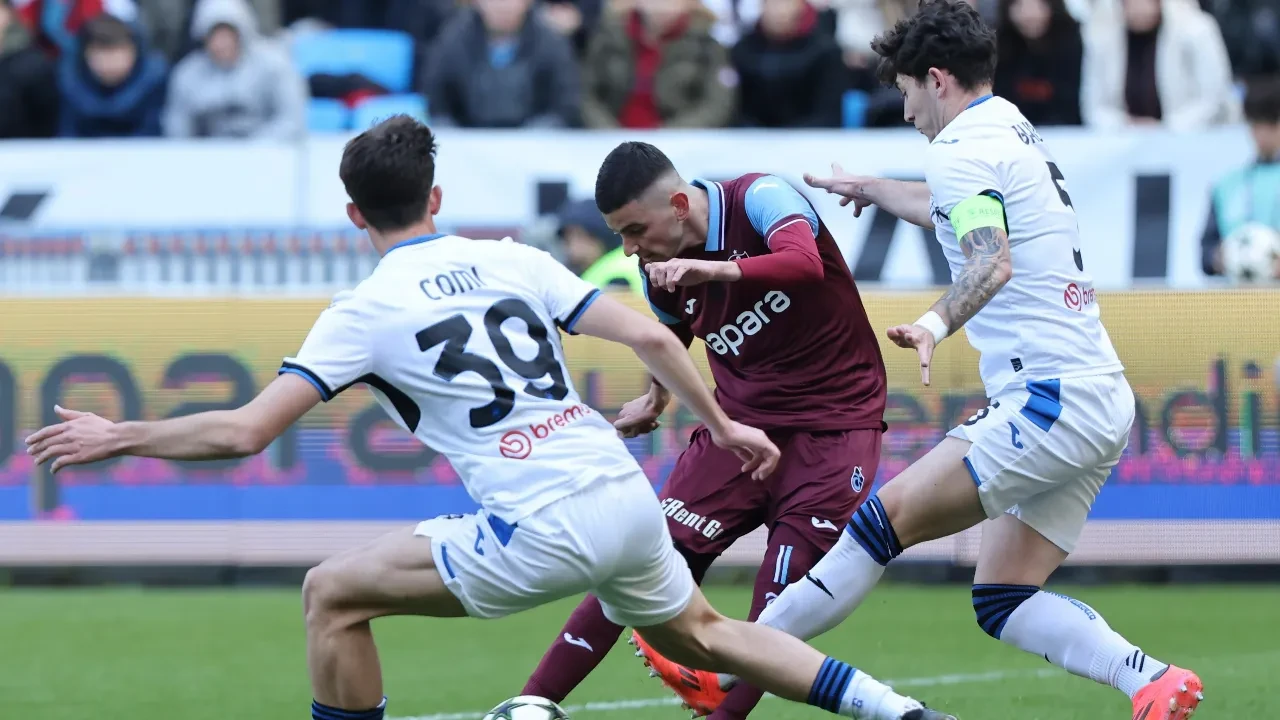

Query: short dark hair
594,142,678,215
872,0,997,91
1244,76,1280,125
82,14,135,49
338,115,437,233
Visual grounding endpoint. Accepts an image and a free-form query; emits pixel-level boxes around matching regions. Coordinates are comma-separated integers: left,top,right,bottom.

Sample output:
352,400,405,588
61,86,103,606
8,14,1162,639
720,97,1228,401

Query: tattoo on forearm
933,226,1011,332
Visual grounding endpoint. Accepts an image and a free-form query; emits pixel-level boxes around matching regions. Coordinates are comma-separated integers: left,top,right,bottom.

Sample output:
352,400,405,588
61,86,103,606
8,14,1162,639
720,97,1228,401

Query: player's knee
302,560,349,628
845,492,905,566
971,583,1039,639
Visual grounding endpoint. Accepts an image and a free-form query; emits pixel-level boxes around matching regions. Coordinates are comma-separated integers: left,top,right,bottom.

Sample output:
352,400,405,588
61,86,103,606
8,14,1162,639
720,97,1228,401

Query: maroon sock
710,523,827,720
521,595,624,702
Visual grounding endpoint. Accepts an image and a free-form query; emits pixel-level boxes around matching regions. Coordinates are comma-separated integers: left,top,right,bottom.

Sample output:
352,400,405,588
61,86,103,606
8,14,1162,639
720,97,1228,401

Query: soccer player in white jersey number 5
24,116,955,720
654,3,1205,720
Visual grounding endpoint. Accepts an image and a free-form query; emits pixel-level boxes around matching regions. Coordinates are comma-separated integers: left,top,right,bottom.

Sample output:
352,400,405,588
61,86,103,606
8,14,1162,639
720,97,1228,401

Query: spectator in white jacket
163,0,306,139
1081,0,1238,130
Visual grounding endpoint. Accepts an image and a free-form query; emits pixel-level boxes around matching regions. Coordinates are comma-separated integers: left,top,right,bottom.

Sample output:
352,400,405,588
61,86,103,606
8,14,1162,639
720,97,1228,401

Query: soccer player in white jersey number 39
24,116,955,720
651,3,1205,720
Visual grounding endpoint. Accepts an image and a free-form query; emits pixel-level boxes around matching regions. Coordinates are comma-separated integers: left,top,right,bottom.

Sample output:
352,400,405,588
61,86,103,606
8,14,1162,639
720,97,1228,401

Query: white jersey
280,234,639,523
927,96,1124,398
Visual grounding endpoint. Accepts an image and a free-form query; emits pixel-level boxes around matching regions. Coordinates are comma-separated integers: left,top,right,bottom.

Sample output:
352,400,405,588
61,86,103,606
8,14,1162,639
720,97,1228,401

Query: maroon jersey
642,173,886,432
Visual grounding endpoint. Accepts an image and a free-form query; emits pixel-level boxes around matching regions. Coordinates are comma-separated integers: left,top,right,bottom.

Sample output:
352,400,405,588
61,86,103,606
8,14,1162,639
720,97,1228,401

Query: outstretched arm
27,374,321,471
30,288,376,471
804,164,935,229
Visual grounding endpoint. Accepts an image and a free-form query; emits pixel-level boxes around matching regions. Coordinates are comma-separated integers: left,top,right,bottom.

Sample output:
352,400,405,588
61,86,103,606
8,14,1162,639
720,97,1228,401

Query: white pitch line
390,667,1065,720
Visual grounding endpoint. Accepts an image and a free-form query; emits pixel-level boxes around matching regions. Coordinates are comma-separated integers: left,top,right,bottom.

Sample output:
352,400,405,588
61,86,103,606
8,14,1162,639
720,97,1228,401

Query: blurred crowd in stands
0,0,1274,139
0,0,1276,286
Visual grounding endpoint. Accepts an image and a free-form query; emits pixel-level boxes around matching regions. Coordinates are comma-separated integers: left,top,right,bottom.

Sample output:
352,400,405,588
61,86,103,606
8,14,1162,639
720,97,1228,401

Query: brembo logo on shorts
498,404,593,459
660,498,723,539
706,290,792,357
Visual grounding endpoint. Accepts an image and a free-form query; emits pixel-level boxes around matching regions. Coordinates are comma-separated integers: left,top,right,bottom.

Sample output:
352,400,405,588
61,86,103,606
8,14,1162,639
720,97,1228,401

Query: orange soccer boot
1131,665,1204,720
629,631,729,717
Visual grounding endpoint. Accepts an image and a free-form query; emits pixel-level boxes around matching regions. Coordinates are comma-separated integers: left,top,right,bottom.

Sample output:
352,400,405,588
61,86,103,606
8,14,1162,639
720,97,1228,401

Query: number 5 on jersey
1046,161,1085,272
417,298,569,429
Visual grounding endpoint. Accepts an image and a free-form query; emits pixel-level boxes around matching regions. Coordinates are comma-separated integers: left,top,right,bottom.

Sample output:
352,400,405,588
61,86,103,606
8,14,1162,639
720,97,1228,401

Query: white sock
840,670,923,720
757,530,886,641
998,590,1168,698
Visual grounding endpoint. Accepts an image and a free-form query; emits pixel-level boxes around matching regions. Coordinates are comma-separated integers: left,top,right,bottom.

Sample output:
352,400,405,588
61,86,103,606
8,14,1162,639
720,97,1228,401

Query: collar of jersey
967,94,994,109
691,178,725,252
933,94,996,145
384,233,449,255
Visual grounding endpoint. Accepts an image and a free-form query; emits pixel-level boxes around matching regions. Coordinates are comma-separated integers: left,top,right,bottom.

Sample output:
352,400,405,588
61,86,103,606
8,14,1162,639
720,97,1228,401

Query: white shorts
413,473,695,627
947,372,1136,553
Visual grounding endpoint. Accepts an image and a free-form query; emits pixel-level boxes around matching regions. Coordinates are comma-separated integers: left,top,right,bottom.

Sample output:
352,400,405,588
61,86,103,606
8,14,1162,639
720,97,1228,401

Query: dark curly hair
872,0,998,91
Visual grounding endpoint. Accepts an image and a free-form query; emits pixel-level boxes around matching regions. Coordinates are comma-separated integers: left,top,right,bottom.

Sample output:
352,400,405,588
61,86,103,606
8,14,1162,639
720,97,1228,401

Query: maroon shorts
657,426,881,557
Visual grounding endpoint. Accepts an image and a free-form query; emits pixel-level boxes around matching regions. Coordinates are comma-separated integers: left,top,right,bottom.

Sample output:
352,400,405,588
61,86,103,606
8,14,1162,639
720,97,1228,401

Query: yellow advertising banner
0,290,1276,523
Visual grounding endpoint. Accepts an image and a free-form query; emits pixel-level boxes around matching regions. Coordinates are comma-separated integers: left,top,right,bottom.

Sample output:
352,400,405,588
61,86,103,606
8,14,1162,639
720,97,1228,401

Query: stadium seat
308,98,350,133
351,94,429,130
843,90,869,129
292,29,416,94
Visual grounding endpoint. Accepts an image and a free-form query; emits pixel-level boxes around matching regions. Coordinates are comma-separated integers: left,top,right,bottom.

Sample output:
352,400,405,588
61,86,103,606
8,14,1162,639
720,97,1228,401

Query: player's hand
804,162,874,217
645,258,738,291
708,422,780,481
886,324,937,387
25,405,121,473
614,393,663,438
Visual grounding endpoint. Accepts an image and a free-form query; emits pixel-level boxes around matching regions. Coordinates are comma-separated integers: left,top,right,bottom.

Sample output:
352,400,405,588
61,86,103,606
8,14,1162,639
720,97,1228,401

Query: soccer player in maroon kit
520,141,889,719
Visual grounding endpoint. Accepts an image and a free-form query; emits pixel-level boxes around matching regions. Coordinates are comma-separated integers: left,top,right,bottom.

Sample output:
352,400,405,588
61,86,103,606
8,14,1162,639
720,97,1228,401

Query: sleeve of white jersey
278,290,374,401
525,247,603,335
926,147,1007,219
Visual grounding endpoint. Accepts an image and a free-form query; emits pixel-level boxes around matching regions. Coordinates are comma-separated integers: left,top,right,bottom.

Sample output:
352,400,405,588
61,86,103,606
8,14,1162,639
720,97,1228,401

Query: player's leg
710,429,881,720
970,373,1202,720
596,481,951,720
637,588,952,720
754,382,1098,644
752,434,981,643
302,525,468,719
523,427,763,702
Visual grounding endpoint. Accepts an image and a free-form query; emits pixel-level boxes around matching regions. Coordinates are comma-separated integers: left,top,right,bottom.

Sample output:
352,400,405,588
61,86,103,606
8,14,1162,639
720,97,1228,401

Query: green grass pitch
1,584,1275,719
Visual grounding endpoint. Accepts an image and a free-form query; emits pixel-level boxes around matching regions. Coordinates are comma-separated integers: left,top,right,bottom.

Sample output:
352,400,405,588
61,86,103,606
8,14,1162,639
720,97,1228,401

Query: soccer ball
1221,222,1280,285
482,696,570,720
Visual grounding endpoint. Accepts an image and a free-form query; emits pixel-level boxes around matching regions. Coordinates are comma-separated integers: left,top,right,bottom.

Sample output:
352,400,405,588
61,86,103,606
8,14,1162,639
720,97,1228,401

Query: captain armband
949,194,1007,241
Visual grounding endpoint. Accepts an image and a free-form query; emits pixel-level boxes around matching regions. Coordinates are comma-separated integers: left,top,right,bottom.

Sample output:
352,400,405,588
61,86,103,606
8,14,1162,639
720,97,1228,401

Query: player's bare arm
26,373,321,472
887,195,1011,386
572,293,779,479
804,163,935,229
933,223,1013,330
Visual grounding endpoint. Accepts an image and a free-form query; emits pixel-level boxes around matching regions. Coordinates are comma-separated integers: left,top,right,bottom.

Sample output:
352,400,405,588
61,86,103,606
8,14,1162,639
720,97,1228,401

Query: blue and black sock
807,657,856,713
845,495,903,566
312,697,387,720
972,583,1039,639
807,657,921,718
